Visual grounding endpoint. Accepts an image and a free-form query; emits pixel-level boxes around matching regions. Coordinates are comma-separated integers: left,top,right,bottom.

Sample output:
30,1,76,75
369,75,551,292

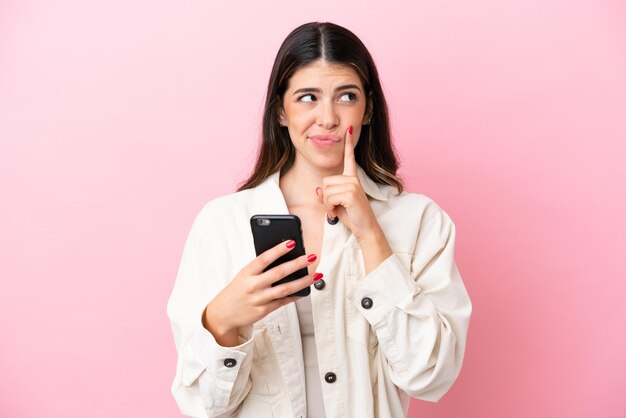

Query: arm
166,224,254,418
347,207,472,401
318,126,471,399
167,207,320,417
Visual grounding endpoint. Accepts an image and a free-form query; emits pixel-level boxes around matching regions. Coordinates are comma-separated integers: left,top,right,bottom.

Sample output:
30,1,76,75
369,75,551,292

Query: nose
316,101,339,130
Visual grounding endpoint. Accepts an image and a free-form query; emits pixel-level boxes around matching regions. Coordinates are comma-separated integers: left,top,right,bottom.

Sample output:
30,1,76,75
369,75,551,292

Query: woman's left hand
316,126,380,243
316,126,393,273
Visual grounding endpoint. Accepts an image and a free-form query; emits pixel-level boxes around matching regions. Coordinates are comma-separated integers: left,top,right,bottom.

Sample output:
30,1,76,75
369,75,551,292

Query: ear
362,92,373,125
276,99,287,127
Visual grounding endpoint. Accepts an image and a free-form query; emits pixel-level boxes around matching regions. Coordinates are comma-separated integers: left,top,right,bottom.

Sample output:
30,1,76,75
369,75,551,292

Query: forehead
286,60,363,90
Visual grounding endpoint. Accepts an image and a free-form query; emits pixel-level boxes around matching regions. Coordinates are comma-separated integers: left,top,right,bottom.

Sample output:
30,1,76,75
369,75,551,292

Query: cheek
290,113,315,131
342,105,366,122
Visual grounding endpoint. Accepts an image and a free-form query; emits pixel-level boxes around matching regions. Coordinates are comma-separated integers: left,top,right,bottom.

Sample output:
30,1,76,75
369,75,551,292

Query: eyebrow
292,84,362,96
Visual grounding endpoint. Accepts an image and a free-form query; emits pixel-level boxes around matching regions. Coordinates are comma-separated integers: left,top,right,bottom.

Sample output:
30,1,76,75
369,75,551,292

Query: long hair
238,22,403,193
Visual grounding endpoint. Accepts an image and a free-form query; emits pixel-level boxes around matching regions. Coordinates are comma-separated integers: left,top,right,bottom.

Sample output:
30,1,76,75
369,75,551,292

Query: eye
298,94,316,102
339,92,357,102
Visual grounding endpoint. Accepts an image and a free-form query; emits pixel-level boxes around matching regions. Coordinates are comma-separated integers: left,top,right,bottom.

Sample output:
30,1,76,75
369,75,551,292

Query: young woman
168,22,472,418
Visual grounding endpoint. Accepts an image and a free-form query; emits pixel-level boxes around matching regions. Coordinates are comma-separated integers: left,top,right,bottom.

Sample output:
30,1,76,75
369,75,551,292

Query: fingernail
307,254,317,262
286,240,296,249
315,187,321,194
313,273,323,281
348,126,353,135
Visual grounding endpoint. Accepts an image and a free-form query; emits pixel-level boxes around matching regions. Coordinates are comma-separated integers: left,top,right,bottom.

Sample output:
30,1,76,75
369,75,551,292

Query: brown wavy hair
238,22,403,193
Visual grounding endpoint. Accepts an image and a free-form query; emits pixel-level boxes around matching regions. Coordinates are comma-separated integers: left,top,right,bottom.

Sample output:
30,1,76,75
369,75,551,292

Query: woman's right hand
202,240,321,346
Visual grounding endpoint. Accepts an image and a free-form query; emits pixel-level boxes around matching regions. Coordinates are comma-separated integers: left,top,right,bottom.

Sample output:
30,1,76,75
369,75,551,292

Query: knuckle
276,262,290,277
250,260,262,273
257,253,271,266
257,305,268,317
280,286,292,298
267,271,282,285
244,281,257,294
249,293,262,306
272,285,289,299
301,255,312,267
274,263,287,278
269,289,282,301
269,266,286,282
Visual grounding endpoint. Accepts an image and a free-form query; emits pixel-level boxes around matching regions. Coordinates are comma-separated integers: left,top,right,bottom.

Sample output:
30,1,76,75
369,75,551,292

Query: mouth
308,134,341,148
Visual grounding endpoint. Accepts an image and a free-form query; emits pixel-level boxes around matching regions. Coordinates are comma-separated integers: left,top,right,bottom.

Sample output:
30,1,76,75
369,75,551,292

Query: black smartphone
250,214,311,297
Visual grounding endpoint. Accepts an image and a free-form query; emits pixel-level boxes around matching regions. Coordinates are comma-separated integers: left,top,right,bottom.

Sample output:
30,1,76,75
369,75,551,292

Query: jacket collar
355,166,391,201
251,165,391,212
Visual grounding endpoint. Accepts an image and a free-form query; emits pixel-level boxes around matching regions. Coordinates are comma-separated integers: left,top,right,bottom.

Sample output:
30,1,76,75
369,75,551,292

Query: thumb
315,187,323,203
315,187,337,219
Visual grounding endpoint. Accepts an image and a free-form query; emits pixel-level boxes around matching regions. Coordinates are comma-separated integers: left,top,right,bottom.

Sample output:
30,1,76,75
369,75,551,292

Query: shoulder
382,187,451,225
359,167,450,225
198,189,253,217
374,187,456,250
188,189,255,238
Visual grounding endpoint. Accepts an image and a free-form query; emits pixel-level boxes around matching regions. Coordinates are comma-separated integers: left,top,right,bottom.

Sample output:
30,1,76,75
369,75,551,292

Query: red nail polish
313,273,323,281
307,254,317,262
348,126,353,135
286,240,296,249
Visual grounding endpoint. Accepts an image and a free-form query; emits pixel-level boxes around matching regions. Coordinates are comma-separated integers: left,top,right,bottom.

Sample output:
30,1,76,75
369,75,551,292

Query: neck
279,160,341,208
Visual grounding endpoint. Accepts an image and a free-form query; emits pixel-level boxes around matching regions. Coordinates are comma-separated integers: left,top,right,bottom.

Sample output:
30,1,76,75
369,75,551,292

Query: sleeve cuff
182,322,254,387
347,253,422,327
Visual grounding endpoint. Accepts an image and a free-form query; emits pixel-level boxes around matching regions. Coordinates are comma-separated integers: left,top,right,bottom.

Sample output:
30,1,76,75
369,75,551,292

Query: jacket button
361,297,373,309
326,216,339,225
314,279,326,290
223,358,237,368
324,372,337,383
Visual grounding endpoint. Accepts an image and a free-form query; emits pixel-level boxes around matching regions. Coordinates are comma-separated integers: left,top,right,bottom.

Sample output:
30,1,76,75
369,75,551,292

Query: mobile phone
250,214,311,297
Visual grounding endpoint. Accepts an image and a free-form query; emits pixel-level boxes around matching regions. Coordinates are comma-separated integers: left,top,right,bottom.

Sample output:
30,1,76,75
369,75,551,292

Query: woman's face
278,60,371,173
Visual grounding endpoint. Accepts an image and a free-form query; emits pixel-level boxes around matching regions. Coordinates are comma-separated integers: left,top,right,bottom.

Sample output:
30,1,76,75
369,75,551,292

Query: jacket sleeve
347,205,472,402
167,212,255,417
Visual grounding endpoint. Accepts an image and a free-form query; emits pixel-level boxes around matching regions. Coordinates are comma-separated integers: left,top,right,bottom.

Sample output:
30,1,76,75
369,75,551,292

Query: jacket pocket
346,303,379,356
249,325,281,397
344,246,379,356
344,245,413,355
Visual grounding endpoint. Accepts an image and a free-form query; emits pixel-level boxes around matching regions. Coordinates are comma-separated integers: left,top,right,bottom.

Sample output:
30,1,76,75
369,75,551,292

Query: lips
308,134,341,148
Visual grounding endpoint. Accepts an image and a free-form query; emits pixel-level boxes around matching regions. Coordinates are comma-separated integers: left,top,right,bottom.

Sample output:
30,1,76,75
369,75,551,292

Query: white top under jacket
294,295,326,417
167,166,472,418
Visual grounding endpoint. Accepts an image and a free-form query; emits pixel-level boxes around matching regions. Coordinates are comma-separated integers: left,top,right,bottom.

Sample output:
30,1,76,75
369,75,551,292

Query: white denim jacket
167,167,472,418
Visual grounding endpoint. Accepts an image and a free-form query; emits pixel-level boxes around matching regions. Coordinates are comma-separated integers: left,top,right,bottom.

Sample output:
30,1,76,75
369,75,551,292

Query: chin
311,156,342,172
294,150,342,173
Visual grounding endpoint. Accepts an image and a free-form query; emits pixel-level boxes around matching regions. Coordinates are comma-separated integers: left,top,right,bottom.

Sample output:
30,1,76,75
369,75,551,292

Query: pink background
1,0,625,417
